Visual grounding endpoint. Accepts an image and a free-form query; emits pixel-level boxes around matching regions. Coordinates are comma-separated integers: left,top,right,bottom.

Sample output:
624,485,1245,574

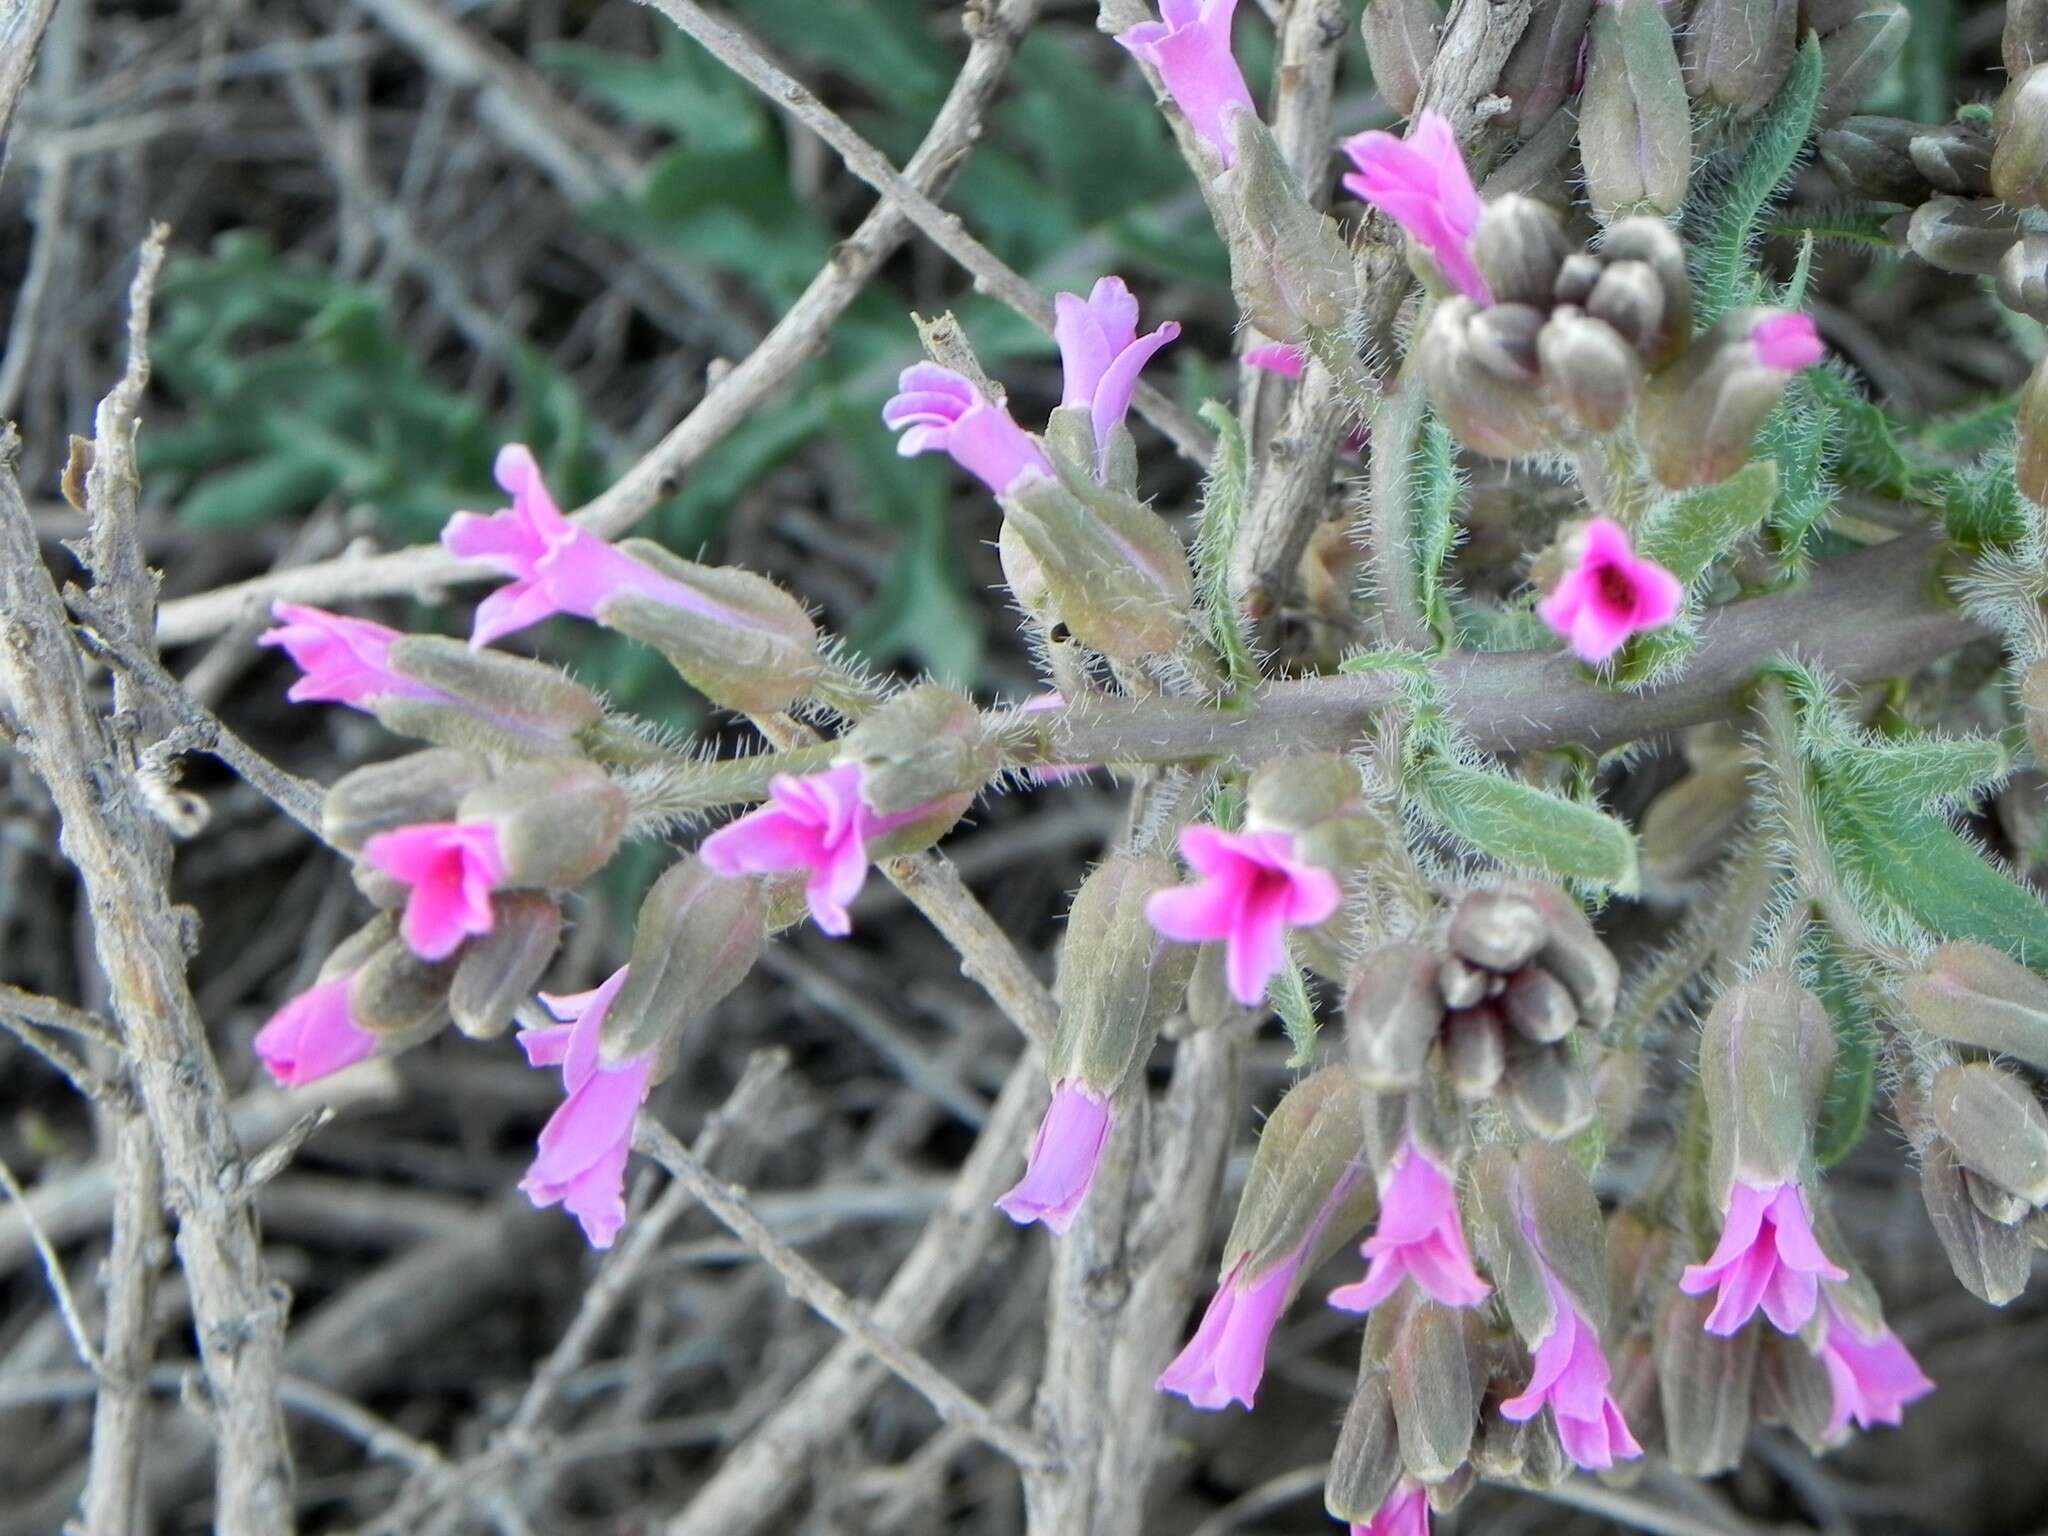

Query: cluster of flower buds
252,445,1001,1249
1348,883,1619,1140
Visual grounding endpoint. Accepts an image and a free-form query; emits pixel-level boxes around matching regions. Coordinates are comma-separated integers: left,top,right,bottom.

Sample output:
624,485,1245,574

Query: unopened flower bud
1503,1038,1596,1139
1909,122,1995,195
1361,0,1443,119
1552,252,1604,306
1967,1168,2033,1225
1501,966,1578,1042
2021,355,2048,507
1466,303,1546,383
1931,1062,2048,1209
1348,943,1446,1090
1389,1297,1485,1482
1901,941,2048,1073
1446,888,1545,971
1819,115,1935,203
603,539,822,715
1754,1329,1837,1451
1218,110,1359,341
372,636,604,759
602,857,767,1063
839,685,995,818
1538,309,1644,433
1049,856,1198,1095
1916,1122,2034,1304
999,474,1195,662
1437,956,1488,1010
1444,1006,1508,1100
1654,1290,1758,1475
1158,1066,1375,1409
349,929,457,1037
1495,0,1597,134
1473,196,1573,308
1327,1365,1404,1523
1682,0,1795,117
1993,67,2048,209
1697,971,1835,1196
1998,236,2048,323
450,892,562,1039
456,759,628,893
1638,309,1824,489
1597,218,1693,369
1579,0,1692,218
1907,194,2024,276
1419,298,1554,458
323,748,488,854
1808,0,1909,127
1506,880,1620,1028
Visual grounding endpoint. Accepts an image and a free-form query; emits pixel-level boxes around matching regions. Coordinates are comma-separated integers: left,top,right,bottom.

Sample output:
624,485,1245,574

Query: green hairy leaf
1413,757,1642,892
1691,37,1826,322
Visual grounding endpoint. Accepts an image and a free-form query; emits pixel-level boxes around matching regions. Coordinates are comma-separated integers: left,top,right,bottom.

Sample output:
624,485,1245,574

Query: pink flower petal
253,976,377,1086
996,1082,1114,1233
362,822,507,961
1115,0,1255,166
1340,111,1492,305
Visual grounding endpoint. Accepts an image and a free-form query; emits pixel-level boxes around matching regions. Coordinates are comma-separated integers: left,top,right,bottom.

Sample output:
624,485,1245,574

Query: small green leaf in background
1193,399,1259,692
1637,458,1781,583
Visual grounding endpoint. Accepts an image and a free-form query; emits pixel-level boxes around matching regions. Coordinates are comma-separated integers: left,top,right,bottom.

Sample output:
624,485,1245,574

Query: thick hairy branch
1042,531,1982,768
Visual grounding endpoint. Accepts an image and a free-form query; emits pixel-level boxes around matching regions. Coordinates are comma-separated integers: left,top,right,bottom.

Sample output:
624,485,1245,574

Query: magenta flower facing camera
1538,517,1684,664
1146,825,1341,1007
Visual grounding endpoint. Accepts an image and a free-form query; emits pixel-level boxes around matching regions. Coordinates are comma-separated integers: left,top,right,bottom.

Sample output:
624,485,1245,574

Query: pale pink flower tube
1679,1178,1846,1335
1340,111,1493,306
1114,0,1256,166
1350,1479,1431,1536
518,967,656,1250
1054,276,1180,475
443,444,732,647
1499,1264,1643,1471
1145,824,1342,1006
253,975,378,1086
1328,1139,1491,1313
996,1081,1114,1234
1537,517,1684,664
1812,1294,1933,1438
700,763,933,937
258,602,444,711
882,363,1052,496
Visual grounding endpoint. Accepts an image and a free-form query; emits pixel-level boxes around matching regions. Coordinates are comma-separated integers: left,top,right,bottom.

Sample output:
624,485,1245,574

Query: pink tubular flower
258,602,443,710
882,363,1053,496
1159,1166,1365,1410
1145,825,1343,1007
700,763,929,937
1329,1140,1490,1313
1751,311,1826,372
1500,1264,1643,1470
1340,111,1492,306
518,967,655,1249
1812,1294,1934,1437
996,1081,1113,1234
443,444,719,647
253,976,378,1086
1679,1179,1847,1335
362,822,507,961
1537,516,1684,665
1242,341,1308,377
1055,277,1181,474
1349,1480,1431,1536
1114,0,1255,167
